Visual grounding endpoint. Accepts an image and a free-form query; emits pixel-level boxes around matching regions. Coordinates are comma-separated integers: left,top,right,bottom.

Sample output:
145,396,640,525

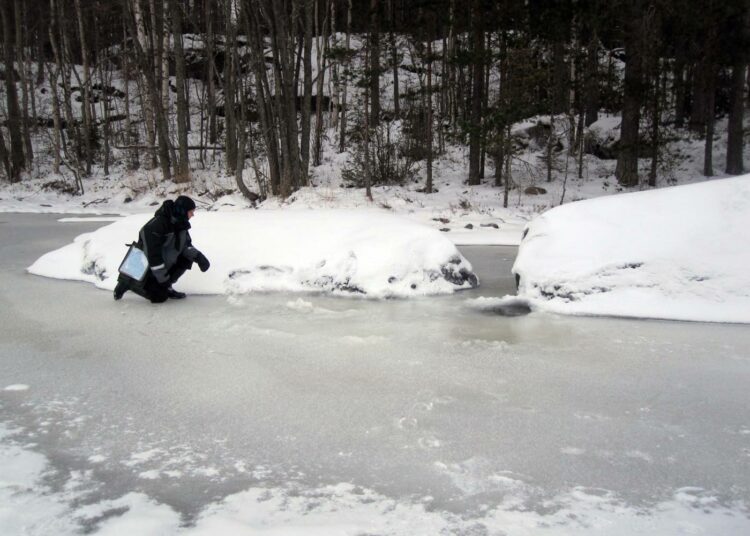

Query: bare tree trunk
480,32,491,179
468,0,483,186
673,53,687,128
235,52,251,201
0,128,11,181
364,43,372,202
726,56,747,174
32,24,42,122
425,34,433,194
49,0,81,178
224,0,237,174
127,0,172,180
583,32,599,127
122,19,139,170
648,64,661,187
245,4,281,195
689,61,708,134
301,0,313,176
14,0,33,168
1,0,25,182
338,0,352,153
160,0,170,130
313,0,330,167
171,0,190,181
494,30,507,187
546,110,555,183
294,24,304,94
703,71,716,177
389,0,399,118
438,34,446,153
447,0,457,129
100,57,112,176
330,0,339,132
369,0,380,125
154,0,177,175
577,105,585,179
503,125,511,208
47,63,62,174
73,0,93,175
271,0,303,194
205,0,217,144
133,0,157,168
254,0,304,195
552,40,569,114
615,3,643,188
567,23,578,157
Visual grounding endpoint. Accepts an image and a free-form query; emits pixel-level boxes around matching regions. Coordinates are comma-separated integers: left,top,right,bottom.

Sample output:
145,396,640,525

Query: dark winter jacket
137,200,202,284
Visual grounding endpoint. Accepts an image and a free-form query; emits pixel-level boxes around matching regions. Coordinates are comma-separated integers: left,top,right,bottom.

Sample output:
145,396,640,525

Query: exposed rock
440,264,479,288
480,223,499,229
464,223,474,229
524,186,547,195
41,180,78,195
512,122,551,152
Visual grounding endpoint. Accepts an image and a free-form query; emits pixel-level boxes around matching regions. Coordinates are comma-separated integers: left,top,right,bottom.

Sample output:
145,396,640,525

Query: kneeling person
114,195,210,303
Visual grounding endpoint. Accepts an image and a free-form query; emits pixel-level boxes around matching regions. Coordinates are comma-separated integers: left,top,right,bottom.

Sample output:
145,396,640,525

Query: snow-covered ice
513,175,750,323
2,423,749,535
27,209,478,298
2,215,749,535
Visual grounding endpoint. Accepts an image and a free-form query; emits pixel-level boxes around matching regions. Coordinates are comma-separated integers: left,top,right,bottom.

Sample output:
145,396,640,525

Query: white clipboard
118,245,149,281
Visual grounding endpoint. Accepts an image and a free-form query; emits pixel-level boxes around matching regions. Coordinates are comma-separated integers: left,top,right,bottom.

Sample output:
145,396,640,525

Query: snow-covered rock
28,209,478,299
512,175,750,323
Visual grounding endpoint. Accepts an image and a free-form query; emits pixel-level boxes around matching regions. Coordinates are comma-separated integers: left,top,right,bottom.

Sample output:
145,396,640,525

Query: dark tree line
0,0,748,198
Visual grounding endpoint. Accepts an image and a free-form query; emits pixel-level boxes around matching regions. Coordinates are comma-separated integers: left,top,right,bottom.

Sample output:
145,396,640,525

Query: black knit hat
174,195,196,219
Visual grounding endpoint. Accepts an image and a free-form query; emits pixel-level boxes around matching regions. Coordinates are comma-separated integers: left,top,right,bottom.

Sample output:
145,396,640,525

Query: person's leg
160,256,193,299
169,255,193,284
145,278,169,303
124,273,168,303
113,275,130,300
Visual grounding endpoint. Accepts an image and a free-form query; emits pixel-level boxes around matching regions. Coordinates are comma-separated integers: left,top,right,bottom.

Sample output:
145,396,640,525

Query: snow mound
512,176,750,323
28,209,478,299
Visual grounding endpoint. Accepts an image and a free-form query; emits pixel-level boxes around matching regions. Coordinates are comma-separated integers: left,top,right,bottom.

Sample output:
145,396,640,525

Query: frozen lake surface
1,213,749,534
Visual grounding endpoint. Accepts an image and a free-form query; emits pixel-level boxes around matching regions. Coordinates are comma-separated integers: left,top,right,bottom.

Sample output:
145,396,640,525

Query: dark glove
196,252,211,272
151,265,170,285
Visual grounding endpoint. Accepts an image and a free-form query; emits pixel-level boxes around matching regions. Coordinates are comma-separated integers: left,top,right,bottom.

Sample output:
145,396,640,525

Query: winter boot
113,280,128,300
166,287,186,299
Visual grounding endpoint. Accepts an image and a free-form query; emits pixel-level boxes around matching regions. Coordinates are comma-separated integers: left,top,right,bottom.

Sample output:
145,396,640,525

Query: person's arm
183,234,210,272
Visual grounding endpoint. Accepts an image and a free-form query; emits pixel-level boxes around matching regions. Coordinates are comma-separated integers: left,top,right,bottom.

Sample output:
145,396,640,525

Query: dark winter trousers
119,255,193,303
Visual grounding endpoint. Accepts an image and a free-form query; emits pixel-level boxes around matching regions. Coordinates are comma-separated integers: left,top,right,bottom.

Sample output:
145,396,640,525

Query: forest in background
1,0,749,205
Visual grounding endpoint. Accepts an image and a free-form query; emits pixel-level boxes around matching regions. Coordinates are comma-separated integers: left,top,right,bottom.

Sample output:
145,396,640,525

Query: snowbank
27,209,478,298
513,175,750,323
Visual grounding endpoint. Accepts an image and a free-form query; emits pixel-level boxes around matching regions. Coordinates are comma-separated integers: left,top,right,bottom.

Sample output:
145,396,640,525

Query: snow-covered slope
27,209,478,298
513,175,750,323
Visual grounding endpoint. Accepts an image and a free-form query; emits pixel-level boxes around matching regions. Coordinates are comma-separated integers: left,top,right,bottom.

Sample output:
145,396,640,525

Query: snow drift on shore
27,209,478,298
512,175,750,323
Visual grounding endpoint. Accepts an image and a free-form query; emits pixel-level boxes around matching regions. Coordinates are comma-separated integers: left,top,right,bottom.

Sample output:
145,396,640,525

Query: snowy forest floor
2,112,749,248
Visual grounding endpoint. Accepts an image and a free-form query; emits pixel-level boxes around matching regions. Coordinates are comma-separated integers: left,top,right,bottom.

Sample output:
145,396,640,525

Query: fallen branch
113,145,225,151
